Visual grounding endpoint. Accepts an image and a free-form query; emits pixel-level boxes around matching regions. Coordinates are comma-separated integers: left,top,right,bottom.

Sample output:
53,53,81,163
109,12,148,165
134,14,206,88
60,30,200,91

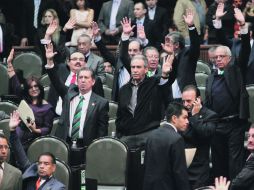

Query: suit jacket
20,0,64,45
1,162,22,190
205,30,250,119
97,0,134,34
230,154,254,190
143,123,191,190
169,28,200,96
47,66,109,146
86,52,106,83
9,131,65,190
47,63,104,109
146,6,169,43
181,107,217,189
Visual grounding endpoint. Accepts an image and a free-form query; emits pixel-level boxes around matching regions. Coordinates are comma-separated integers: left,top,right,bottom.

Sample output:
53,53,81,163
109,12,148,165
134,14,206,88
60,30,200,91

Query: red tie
70,73,76,84
36,178,41,190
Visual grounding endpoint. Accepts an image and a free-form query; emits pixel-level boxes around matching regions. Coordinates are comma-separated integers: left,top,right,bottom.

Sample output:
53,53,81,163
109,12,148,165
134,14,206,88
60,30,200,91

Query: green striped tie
71,96,84,140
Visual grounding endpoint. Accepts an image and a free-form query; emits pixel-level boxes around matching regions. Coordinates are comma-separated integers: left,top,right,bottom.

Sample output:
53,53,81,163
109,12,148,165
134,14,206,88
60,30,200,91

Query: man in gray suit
0,133,22,190
77,34,106,83
97,0,134,44
9,111,65,190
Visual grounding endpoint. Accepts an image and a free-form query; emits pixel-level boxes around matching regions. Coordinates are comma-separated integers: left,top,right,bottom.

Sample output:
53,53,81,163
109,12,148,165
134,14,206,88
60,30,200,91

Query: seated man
9,111,65,190
143,102,191,190
0,133,22,189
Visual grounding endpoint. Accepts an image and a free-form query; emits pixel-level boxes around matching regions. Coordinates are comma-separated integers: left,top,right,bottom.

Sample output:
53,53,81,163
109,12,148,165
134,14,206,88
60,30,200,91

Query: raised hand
45,43,57,61
9,111,21,131
137,25,146,41
45,20,58,37
91,21,100,38
211,176,230,190
215,3,227,20
183,9,194,26
7,48,15,65
162,53,174,77
63,18,76,32
234,8,245,25
121,17,135,35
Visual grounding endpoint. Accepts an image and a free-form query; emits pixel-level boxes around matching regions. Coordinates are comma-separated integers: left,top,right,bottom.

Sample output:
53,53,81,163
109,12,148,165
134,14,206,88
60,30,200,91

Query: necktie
147,71,153,77
85,56,89,63
36,177,41,190
71,96,84,140
70,73,76,84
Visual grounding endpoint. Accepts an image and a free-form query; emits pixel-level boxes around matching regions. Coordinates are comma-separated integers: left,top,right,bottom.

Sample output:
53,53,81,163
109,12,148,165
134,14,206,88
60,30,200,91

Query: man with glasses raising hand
206,7,250,180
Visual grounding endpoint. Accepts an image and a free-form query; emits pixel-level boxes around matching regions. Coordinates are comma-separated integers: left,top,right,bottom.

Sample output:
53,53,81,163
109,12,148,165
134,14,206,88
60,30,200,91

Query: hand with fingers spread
121,17,135,36
91,21,101,38
63,18,76,32
45,43,57,62
212,176,230,190
183,9,195,26
162,53,174,78
45,20,58,39
215,3,227,20
234,8,245,26
137,25,146,41
9,111,21,131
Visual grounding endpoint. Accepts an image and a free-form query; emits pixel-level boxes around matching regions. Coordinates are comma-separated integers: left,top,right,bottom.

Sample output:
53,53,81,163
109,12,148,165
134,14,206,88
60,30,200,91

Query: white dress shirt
109,0,121,30
69,90,92,138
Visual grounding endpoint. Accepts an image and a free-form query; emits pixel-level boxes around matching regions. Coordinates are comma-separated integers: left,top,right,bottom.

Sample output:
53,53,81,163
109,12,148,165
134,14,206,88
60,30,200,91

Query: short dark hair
0,133,8,143
250,123,254,129
166,32,185,49
38,152,56,164
182,85,201,97
77,67,95,80
165,102,187,122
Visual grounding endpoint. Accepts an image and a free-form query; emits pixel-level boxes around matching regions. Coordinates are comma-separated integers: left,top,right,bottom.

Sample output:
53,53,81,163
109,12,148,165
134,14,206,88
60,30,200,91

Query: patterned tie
36,177,41,190
71,96,84,140
70,73,76,84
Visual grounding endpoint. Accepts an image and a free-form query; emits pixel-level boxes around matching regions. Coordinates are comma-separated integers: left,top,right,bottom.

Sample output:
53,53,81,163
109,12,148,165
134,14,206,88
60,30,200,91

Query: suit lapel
84,93,97,124
1,163,11,187
116,0,124,20
40,177,54,190
86,53,93,69
107,1,113,20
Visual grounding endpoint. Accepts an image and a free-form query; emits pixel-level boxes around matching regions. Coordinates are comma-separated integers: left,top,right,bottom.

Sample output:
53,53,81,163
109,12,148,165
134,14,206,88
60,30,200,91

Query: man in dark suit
161,9,200,102
143,102,191,190
97,0,134,44
20,0,64,46
205,8,250,179
45,43,109,164
181,85,217,189
145,0,169,45
0,133,22,190
8,111,65,190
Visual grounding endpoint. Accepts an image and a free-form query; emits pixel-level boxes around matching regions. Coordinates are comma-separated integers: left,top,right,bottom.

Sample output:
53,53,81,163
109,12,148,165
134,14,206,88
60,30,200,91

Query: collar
136,17,145,24
149,6,156,10
131,77,145,86
85,51,91,58
166,122,177,132
0,162,4,170
79,90,92,100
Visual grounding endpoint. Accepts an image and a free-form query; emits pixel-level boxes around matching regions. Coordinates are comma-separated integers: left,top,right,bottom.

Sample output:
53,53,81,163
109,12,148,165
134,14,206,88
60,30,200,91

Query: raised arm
9,111,31,172
45,43,68,99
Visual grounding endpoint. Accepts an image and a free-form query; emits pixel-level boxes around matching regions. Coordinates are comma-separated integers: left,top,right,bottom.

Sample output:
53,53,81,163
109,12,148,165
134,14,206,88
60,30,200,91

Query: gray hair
216,46,232,57
131,54,148,68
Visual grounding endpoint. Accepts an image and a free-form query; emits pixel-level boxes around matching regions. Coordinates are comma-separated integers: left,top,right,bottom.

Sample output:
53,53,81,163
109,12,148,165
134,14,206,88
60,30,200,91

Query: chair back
27,135,70,164
195,73,208,87
103,86,112,101
247,85,254,123
13,52,42,78
197,86,206,102
0,101,18,115
0,64,9,96
109,101,118,119
86,137,128,189
55,159,72,190
108,119,116,136
105,73,113,89
39,74,51,87
196,61,211,75
0,119,10,140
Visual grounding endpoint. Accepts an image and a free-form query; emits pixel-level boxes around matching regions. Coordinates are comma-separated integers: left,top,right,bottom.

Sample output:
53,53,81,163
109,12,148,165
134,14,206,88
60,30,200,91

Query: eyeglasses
70,57,85,62
215,55,229,59
146,55,159,60
0,145,9,150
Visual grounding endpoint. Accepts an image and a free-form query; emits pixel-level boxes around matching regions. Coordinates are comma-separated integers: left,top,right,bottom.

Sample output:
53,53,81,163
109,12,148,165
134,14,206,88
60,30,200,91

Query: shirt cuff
45,63,54,69
40,39,51,45
121,33,130,41
94,36,102,43
213,19,222,29
159,78,168,85
140,38,149,46
240,24,248,34
188,26,196,30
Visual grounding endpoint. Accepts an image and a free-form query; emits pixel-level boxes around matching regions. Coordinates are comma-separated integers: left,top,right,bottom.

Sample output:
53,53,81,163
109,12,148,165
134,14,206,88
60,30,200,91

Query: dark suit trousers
211,118,245,180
